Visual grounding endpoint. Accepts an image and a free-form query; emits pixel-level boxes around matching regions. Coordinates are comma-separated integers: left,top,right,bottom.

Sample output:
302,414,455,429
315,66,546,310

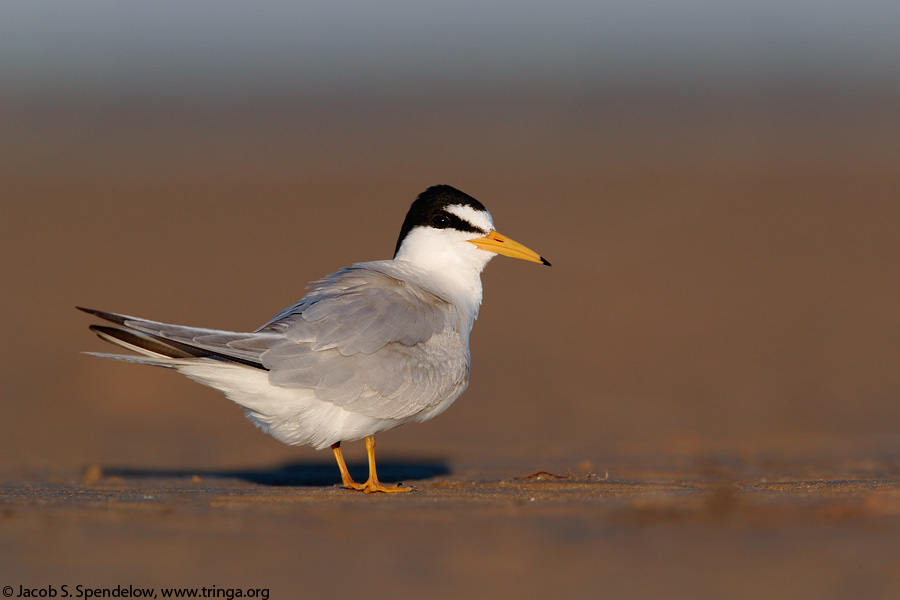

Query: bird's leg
331,442,364,490
358,435,410,494
332,437,410,493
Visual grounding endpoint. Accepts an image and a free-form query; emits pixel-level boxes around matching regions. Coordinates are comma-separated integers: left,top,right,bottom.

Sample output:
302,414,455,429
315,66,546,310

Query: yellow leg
330,437,410,493
331,442,364,490
360,435,411,494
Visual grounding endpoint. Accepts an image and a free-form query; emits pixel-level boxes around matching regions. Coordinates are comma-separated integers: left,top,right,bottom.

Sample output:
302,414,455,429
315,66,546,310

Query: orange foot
331,437,413,494
345,479,411,494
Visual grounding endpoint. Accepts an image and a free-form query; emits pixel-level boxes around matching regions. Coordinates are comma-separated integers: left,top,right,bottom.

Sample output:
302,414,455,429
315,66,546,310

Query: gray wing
82,264,469,420
256,265,449,353
259,265,469,419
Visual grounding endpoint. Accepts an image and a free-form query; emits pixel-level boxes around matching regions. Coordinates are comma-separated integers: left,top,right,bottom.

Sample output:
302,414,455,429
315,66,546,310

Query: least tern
79,185,549,493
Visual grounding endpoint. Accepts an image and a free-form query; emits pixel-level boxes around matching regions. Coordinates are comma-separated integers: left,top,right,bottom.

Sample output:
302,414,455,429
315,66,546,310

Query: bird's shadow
101,459,450,488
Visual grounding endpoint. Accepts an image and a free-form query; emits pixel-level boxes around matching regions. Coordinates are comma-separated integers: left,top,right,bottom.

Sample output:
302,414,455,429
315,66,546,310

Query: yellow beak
468,230,551,266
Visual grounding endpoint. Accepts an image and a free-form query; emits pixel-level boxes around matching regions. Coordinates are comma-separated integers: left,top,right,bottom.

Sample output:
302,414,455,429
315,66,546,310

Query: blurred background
4,2,900,598
2,0,899,472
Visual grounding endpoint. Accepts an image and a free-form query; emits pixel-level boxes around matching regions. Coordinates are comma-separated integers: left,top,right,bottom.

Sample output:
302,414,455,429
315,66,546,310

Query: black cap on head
394,185,489,257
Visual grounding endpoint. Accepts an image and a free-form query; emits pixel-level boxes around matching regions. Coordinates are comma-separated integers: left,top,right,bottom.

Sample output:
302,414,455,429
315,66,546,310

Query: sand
4,441,900,599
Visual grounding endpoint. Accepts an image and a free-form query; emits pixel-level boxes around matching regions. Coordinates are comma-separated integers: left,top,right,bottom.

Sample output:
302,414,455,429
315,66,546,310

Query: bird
79,185,550,493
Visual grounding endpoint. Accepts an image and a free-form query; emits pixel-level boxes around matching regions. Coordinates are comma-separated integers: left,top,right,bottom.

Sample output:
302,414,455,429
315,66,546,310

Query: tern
79,185,549,493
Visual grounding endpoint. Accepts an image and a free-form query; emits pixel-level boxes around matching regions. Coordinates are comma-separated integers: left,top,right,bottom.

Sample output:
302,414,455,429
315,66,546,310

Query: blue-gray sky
3,0,899,93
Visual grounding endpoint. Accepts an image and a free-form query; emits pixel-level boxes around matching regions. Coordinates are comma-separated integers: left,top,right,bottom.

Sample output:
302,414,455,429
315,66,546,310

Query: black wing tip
88,324,207,360
76,306,129,325
88,324,118,336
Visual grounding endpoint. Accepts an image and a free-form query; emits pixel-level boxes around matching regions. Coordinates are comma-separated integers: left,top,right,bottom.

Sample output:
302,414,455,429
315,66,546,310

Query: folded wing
259,265,467,419
80,264,468,420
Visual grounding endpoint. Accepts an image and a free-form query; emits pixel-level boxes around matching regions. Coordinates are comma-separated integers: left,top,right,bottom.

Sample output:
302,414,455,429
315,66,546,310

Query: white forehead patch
446,204,494,234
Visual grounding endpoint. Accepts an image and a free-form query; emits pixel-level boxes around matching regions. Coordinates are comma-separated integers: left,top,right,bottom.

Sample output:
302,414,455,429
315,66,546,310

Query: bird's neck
392,228,496,324
385,256,489,326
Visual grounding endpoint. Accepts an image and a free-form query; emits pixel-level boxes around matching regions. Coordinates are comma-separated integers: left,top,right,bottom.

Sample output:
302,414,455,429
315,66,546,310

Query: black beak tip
540,257,551,266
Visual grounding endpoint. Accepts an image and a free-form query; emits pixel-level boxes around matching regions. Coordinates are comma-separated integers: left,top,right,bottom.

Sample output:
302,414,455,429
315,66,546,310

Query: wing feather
259,264,469,419
82,261,471,421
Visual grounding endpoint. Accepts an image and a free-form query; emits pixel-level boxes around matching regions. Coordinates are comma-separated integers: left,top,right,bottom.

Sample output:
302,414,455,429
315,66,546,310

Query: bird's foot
332,437,412,493
343,479,411,494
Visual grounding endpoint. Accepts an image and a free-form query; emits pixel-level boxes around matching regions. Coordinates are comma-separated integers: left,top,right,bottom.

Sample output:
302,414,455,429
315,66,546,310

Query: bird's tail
77,306,269,368
85,323,209,367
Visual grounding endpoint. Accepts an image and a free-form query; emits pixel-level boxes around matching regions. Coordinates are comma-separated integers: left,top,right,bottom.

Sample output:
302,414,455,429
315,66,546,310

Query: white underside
176,359,464,450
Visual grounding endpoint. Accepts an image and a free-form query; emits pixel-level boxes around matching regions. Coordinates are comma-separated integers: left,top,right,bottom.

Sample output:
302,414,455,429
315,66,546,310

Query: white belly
178,360,466,450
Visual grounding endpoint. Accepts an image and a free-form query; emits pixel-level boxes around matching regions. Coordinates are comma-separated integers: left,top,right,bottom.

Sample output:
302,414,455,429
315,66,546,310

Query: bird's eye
432,214,450,228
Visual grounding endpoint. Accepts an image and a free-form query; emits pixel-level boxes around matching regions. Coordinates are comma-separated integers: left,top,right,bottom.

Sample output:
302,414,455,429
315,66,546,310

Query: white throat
392,226,495,319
